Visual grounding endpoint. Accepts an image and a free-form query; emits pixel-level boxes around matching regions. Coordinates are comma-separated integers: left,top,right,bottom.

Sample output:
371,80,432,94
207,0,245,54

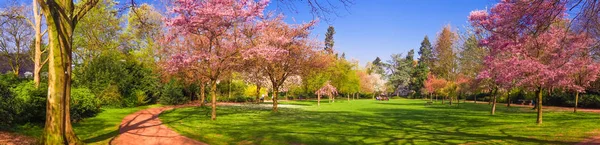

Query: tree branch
73,0,99,24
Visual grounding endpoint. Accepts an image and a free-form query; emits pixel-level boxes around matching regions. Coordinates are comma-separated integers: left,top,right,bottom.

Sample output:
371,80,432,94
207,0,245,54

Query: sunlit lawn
160,99,600,145
13,104,161,145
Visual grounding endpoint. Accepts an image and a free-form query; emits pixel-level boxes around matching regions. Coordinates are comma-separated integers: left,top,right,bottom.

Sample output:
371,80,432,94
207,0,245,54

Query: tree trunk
43,5,81,145
32,0,44,88
372,94,375,100
491,93,497,115
331,94,335,103
442,96,445,104
507,92,511,107
255,85,261,104
200,83,205,107
474,95,477,104
536,87,543,124
347,94,350,102
272,87,279,112
574,92,579,113
228,81,231,99
211,81,217,120
317,93,321,106
449,96,453,105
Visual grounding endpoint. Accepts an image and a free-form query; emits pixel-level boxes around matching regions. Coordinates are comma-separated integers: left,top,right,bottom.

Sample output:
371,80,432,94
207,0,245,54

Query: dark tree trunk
536,87,543,124
574,92,579,113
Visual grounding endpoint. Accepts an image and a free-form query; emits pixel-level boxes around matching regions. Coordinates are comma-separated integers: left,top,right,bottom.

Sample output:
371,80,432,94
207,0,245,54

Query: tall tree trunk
442,96,445,104
211,81,217,120
474,95,477,104
32,0,45,88
507,91,511,107
228,81,231,99
449,96,453,105
574,92,579,113
332,95,335,103
39,0,98,143
347,94,350,102
372,93,375,100
537,87,543,124
255,85,261,104
43,5,75,145
200,83,205,107
491,93,497,115
317,93,321,106
272,87,279,112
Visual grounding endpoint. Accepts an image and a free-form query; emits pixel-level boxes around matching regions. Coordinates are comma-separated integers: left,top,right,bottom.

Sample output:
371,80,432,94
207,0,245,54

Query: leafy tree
164,0,268,119
73,0,120,65
470,0,597,124
432,25,457,80
242,17,322,111
386,52,414,97
368,57,386,75
36,0,99,143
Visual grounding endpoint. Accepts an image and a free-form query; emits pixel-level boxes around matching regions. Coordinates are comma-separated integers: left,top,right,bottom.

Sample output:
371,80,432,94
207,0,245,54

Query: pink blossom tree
242,16,321,112
469,0,597,124
164,0,269,120
315,81,338,106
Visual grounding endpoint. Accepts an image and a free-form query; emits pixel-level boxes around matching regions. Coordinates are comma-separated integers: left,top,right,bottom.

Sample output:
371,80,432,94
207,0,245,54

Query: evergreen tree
324,26,335,54
369,57,385,75
418,36,434,68
412,36,434,97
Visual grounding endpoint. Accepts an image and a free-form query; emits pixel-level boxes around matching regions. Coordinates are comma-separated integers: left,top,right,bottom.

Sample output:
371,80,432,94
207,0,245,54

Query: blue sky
2,0,497,66
268,0,498,66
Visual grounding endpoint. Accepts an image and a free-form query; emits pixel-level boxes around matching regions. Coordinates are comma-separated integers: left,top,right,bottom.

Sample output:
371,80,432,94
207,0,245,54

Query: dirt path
110,105,207,145
0,131,36,145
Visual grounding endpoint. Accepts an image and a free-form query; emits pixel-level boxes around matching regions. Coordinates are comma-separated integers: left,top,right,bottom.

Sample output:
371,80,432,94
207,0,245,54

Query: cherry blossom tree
315,81,338,106
164,0,269,120
469,0,597,124
242,16,322,112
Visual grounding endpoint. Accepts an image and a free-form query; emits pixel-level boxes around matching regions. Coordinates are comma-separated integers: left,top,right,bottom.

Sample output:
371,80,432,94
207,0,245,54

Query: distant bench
517,99,532,105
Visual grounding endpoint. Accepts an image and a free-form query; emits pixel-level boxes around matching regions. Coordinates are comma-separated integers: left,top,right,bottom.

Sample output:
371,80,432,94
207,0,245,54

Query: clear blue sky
2,0,497,66
269,0,498,66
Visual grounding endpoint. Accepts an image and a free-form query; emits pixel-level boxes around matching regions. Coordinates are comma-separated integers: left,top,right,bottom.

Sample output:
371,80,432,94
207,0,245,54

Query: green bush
159,79,189,105
10,81,47,123
70,87,101,122
74,51,160,107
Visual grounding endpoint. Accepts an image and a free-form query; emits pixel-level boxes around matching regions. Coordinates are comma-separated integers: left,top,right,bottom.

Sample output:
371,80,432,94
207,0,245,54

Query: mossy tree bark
37,0,98,144
210,81,217,120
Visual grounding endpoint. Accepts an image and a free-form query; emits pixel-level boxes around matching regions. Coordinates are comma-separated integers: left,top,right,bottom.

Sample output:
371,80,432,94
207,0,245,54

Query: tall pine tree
412,36,433,97
324,26,335,54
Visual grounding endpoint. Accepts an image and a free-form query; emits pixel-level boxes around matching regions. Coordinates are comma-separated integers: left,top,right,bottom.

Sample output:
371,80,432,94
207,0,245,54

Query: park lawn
13,104,161,145
159,99,600,145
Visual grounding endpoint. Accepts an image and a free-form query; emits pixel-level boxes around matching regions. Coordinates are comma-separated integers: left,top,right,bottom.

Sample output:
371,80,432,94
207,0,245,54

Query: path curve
111,105,207,145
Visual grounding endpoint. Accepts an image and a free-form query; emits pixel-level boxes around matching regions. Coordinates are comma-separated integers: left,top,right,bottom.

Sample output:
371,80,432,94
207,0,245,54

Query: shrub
99,84,122,106
74,51,161,107
70,87,101,122
10,81,47,123
159,79,188,105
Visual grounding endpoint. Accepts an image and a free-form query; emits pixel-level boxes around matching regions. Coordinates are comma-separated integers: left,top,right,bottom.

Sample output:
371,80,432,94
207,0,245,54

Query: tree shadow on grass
161,101,582,145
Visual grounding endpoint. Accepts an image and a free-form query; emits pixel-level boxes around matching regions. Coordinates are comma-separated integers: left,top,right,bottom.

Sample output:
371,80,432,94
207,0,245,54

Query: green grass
13,104,161,145
159,99,600,145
